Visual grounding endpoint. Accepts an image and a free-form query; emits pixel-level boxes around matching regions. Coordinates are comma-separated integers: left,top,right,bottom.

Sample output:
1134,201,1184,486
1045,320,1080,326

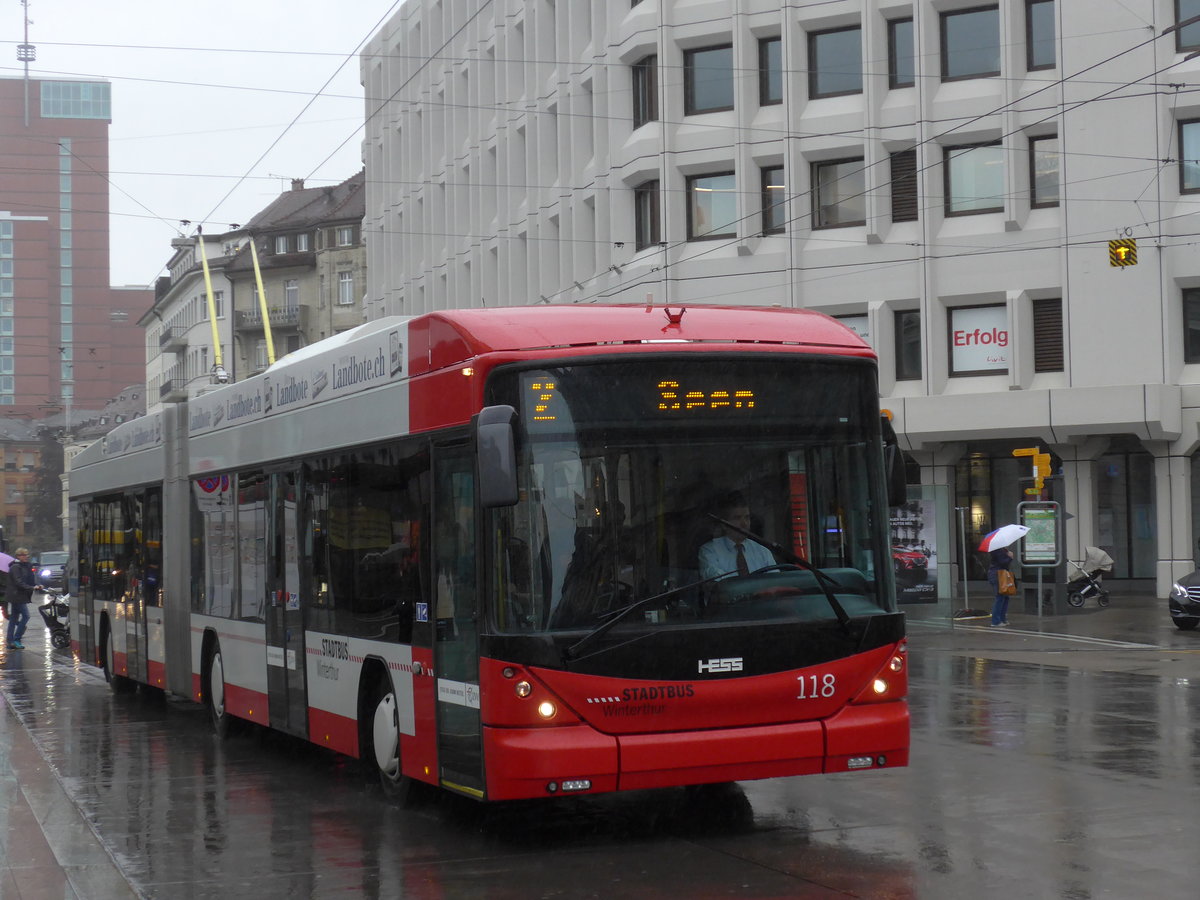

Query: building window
761,166,786,234
809,26,862,98
634,179,661,250
296,233,310,252
40,81,112,119
1185,289,1200,362
889,18,915,88
941,6,1000,81
1027,0,1056,70
759,37,782,105
1178,0,1200,52
275,235,288,254
895,310,922,381
890,149,918,222
336,226,355,246
949,305,1009,376
1181,120,1200,192
812,158,866,229
284,279,299,307
632,55,658,128
337,271,355,306
255,340,269,371
686,172,737,240
944,142,1005,215
1032,298,1063,372
203,290,224,319
1030,136,1059,207
684,45,734,115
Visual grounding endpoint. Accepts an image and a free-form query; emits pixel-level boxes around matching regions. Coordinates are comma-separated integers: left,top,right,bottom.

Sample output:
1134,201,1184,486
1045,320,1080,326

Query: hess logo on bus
698,657,743,674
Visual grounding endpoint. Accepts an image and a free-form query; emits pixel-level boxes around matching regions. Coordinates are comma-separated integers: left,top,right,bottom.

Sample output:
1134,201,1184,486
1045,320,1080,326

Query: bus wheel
368,679,415,804
103,632,134,694
206,641,238,738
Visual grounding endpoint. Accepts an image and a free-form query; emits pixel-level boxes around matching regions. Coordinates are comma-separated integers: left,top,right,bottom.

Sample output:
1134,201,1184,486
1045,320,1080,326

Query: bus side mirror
477,405,519,508
881,414,908,508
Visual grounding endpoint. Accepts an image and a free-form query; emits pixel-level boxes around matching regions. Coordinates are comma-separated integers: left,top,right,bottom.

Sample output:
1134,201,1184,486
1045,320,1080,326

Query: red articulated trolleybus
68,305,909,802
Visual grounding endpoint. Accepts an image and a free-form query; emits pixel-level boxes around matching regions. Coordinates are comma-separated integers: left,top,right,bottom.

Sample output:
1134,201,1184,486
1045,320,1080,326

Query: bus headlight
537,700,557,719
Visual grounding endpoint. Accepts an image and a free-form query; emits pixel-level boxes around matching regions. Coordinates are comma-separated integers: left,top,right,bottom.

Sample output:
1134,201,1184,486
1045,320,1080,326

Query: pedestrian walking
7,547,36,649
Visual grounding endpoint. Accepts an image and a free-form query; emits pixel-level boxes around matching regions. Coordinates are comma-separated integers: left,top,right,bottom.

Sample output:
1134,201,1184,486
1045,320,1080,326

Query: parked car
35,550,69,590
1168,567,1200,629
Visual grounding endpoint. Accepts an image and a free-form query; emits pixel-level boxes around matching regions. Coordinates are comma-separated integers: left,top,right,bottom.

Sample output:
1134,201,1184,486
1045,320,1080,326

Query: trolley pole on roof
248,236,276,366
196,229,225,374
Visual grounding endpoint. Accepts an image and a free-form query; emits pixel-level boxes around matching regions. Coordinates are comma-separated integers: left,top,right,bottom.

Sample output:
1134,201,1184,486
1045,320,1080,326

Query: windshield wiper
563,573,733,662
707,514,851,631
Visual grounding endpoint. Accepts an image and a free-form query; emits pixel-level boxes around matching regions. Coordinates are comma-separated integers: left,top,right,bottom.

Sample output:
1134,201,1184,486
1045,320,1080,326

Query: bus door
433,444,483,796
265,471,307,737
121,490,153,684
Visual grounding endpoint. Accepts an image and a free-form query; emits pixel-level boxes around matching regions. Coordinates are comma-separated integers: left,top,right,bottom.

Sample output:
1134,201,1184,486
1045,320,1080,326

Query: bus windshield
486,355,895,635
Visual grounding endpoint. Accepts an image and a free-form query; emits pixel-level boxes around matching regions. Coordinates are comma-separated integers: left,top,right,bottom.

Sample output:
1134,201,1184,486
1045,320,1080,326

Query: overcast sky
2,0,402,287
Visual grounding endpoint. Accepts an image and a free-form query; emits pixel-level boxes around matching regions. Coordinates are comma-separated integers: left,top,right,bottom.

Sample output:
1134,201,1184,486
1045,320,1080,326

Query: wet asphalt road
1,590,1198,899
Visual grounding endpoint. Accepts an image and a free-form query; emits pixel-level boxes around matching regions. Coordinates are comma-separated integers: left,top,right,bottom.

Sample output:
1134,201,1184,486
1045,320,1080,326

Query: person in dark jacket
987,546,1014,627
6,548,36,649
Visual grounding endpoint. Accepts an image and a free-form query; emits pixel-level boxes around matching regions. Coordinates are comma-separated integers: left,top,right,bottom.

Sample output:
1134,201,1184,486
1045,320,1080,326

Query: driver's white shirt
698,536,776,581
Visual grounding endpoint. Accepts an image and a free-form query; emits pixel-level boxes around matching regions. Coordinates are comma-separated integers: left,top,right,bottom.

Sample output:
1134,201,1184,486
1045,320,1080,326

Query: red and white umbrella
977,524,1029,552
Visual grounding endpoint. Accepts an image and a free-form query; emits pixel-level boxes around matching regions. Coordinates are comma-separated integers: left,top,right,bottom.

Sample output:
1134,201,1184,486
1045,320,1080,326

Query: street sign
1018,501,1060,566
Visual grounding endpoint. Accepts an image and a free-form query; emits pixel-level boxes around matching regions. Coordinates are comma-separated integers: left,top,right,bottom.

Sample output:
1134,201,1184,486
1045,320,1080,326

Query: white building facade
362,0,1200,593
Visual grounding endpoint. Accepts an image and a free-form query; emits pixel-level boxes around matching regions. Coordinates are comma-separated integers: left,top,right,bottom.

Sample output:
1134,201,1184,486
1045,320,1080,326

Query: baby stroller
37,587,70,649
1065,546,1114,608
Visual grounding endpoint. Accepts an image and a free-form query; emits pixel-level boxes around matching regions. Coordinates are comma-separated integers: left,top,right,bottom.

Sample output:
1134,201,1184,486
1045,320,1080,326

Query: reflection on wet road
2,596,1199,898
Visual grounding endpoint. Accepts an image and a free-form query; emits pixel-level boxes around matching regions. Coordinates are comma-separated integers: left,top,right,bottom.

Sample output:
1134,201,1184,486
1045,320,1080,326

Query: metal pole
956,506,969,610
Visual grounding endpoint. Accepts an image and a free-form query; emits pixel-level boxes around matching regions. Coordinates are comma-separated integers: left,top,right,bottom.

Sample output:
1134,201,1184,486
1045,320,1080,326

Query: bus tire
365,677,415,804
103,625,135,695
205,639,238,739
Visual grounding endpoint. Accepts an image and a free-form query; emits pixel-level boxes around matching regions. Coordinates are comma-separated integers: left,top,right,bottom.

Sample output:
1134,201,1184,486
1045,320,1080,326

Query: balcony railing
159,379,188,402
159,326,187,352
235,305,305,330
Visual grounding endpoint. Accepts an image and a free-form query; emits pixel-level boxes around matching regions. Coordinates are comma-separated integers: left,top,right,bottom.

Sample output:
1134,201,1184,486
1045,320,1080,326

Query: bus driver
698,492,776,581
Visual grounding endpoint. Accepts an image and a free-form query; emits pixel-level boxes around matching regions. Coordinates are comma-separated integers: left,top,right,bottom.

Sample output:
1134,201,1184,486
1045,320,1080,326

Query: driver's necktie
736,543,750,577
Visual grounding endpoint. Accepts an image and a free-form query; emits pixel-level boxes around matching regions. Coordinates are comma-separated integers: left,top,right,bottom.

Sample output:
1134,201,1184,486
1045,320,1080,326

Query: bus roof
424,305,872,358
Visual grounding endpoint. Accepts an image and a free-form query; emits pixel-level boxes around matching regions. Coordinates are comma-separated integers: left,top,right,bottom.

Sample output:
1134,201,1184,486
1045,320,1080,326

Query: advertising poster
891,498,938,603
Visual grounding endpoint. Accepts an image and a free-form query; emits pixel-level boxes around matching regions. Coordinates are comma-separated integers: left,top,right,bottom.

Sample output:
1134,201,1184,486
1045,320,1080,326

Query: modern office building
0,76,147,420
362,1,1200,594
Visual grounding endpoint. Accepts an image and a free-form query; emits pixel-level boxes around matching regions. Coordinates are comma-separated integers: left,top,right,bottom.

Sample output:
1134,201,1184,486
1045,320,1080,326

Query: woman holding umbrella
979,525,1028,627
